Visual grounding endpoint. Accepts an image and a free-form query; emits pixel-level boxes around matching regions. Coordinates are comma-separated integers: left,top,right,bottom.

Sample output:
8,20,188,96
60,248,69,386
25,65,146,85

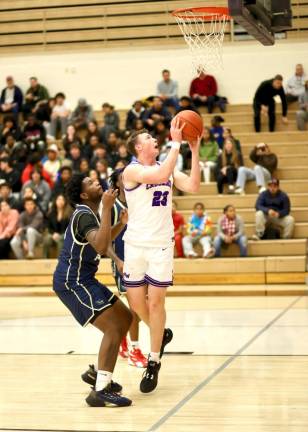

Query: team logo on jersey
146,180,172,190
123,272,130,279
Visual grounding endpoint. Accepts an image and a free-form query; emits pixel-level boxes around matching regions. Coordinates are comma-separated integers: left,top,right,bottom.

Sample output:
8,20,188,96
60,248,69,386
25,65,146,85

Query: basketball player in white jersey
123,118,200,392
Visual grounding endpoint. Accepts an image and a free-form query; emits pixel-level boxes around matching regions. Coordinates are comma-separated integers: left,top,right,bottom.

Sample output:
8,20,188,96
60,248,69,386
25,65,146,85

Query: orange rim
172,6,230,21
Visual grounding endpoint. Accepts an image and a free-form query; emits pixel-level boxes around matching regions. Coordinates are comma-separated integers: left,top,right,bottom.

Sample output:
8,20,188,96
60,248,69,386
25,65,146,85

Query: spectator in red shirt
172,201,185,257
189,72,226,113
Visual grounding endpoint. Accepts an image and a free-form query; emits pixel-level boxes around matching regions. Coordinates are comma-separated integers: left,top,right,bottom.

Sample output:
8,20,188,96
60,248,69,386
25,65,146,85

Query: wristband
170,141,181,150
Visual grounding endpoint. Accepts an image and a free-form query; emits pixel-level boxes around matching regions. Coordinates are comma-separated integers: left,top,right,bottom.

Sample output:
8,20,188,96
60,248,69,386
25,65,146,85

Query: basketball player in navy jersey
109,168,147,368
123,118,201,392
53,174,133,407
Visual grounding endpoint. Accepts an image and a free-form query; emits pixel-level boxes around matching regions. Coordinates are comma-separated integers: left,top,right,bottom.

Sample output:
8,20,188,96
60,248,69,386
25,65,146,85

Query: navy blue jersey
111,198,127,261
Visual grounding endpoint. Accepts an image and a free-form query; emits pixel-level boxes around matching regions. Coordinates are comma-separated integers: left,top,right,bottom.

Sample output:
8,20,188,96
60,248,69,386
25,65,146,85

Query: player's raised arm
173,135,201,193
86,189,118,255
124,119,185,186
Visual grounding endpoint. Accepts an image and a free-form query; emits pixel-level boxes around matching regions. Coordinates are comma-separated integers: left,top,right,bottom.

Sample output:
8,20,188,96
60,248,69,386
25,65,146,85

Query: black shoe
160,328,173,358
140,360,161,393
86,386,132,407
81,365,122,393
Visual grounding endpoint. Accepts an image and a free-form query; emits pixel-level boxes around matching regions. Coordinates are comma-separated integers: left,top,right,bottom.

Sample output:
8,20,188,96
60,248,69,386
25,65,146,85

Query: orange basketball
171,110,203,142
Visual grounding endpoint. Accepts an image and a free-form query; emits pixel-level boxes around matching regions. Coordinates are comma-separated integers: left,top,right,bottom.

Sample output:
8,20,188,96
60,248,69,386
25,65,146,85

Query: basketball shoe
128,347,148,368
160,328,173,358
86,385,132,407
119,336,129,359
81,364,122,393
140,360,161,393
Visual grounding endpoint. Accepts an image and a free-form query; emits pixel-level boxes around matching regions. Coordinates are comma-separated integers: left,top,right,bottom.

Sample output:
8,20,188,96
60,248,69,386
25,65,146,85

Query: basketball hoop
172,7,230,74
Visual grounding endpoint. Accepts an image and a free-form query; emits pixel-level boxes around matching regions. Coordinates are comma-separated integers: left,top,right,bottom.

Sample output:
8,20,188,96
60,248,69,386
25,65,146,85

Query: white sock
130,341,139,350
95,370,112,391
149,352,160,363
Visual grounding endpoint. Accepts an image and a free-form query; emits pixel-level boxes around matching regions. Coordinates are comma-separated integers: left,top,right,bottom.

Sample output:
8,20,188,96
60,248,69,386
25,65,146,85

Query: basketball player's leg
126,285,149,326
147,284,167,353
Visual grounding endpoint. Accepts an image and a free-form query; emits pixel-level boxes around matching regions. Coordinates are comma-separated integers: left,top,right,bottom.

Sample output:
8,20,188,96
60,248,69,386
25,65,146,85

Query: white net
174,9,229,74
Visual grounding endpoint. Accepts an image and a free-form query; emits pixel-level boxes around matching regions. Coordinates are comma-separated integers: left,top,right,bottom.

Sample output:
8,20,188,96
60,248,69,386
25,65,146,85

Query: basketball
171,110,203,142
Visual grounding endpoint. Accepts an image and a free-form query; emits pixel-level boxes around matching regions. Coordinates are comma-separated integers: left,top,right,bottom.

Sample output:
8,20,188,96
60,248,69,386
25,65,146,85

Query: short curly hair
66,173,86,207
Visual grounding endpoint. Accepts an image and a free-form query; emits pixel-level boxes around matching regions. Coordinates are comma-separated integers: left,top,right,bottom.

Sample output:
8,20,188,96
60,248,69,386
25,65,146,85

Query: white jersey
123,160,174,248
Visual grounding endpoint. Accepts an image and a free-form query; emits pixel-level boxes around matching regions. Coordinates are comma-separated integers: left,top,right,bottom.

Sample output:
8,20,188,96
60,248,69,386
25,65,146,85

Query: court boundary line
148,295,302,431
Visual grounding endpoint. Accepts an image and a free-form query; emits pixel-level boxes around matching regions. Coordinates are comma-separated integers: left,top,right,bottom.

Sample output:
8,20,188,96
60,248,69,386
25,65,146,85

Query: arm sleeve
73,212,99,242
279,193,290,218
233,216,244,240
216,217,225,240
256,193,269,214
279,88,288,116
249,148,258,164
210,76,218,95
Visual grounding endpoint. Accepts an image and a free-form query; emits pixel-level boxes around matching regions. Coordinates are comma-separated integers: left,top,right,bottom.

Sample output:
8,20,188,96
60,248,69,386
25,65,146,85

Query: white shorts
123,243,174,288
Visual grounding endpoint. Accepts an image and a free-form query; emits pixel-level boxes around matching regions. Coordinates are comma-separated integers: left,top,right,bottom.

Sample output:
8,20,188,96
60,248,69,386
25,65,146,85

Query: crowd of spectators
0,65,300,259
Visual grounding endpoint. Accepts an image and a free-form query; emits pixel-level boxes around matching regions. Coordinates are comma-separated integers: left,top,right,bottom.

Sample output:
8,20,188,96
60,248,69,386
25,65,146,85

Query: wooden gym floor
0,292,308,432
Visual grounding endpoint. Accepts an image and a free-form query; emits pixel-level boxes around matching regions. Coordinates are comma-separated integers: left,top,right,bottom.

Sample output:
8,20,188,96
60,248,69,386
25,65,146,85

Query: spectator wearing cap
157,69,179,109
0,200,19,258
254,178,295,240
50,92,71,138
100,103,120,144
43,144,61,182
285,64,306,104
125,101,148,130
0,76,23,119
23,77,50,119
52,166,72,199
22,168,51,214
0,115,22,146
144,96,172,130
296,80,308,130
0,157,21,192
253,74,288,132
210,116,225,150
189,71,226,113
0,182,20,210
176,96,199,114
10,197,44,259
70,98,94,130
213,205,247,257
235,143,278,195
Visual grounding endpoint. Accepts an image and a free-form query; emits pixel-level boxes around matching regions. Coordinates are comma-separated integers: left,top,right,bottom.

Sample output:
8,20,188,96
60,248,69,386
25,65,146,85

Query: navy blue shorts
53,277,117,327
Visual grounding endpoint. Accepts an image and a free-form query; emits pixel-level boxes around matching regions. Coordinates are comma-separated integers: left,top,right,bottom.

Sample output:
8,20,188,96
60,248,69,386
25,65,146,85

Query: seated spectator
253,74,288,132
157,69,179,109
85,120,100,144
66,143,83,173
216,138,243,194
84,135,102,160
199,127,219,183
89,169,108,191
70,98,93,130
43,144,61,183
100,103,120,144
90,144,108,169
19,186,40,210
21,153,53,188
159,142,183,171
172,201,185,258
189,71,226,113
43,194,72,258
210,115,225,149
0,182,20,209
22,114,46,154
52,166,72,199
35,97,55,134
50,92,71,138
0,157,21,192
285,64,306,104
222,127,242,153
79,158,90,175
0,115,22,146
152,120,169,147
23,77,50,119
0,76,23,120
22,168,51,214
132,118,146,133
235,143,278,195
95,159,110,181
10,197,44,259
254,178,294,240
176,96,199,114
111,143,132,169
213,205,247,257
62,124,82,157
144,97,172,130
0,200,19,258
2,134,27,172
182,202,214,258
105,131,120,153
126,100,148,130
296,80,308,130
